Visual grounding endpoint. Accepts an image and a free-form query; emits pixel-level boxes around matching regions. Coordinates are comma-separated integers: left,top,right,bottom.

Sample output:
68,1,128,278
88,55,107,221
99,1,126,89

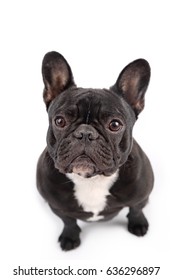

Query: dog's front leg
127,199,149,237
59,216,81,251
50,206,81,251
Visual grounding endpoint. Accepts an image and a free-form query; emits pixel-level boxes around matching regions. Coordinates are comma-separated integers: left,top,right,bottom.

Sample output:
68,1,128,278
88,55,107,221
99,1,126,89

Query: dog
36,51,154,251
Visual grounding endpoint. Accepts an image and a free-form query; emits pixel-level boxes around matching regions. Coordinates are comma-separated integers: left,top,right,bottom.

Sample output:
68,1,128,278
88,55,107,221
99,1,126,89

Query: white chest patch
67,171,119,221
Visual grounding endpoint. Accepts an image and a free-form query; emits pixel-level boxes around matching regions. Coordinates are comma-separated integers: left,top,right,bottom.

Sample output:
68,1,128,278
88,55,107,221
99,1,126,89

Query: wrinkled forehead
48,87,135,121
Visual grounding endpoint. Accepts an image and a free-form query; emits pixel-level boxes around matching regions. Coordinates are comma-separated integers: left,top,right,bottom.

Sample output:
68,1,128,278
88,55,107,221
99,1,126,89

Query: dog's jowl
37,51,154,251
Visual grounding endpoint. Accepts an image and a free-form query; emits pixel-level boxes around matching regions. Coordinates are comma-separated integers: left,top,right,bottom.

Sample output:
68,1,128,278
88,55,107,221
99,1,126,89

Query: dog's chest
67,172,119,221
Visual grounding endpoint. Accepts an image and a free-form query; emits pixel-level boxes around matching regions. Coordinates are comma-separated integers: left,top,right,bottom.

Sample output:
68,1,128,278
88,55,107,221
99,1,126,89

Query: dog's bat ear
111,59,151,117
42,51,75,109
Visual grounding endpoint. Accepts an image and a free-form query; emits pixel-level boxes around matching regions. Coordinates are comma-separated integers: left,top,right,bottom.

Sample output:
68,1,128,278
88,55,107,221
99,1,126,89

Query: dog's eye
54,116,66,128
109,119,122,132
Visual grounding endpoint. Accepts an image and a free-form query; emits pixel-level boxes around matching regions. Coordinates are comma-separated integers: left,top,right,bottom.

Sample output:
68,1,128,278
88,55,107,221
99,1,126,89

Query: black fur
37,52,154,251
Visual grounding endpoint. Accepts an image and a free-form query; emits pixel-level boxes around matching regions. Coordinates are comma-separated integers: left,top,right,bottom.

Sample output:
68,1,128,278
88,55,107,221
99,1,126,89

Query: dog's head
42,51,150,178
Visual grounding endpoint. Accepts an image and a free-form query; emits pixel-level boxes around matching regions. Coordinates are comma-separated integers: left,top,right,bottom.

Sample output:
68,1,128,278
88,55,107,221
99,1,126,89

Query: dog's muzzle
55,124,118,177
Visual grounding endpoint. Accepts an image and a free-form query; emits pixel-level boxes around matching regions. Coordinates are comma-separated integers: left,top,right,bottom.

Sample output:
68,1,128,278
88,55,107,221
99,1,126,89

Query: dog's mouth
54,141,118,177
67,154,99,178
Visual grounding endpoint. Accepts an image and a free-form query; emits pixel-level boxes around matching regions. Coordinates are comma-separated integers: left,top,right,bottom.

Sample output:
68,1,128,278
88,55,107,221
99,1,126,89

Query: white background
0,0,173,279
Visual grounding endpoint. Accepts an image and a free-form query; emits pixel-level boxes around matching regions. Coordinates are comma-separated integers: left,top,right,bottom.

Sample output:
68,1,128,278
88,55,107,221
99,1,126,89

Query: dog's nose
73,124,99,141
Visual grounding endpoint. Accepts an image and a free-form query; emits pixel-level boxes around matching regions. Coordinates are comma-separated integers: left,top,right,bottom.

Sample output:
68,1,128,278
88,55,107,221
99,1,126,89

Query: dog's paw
127,210,149,237
128,222,148,236
58,235,80,251
58,225,81,251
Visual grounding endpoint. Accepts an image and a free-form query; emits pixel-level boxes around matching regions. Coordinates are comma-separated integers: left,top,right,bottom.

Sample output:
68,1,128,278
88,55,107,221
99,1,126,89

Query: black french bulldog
37,51,154,251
